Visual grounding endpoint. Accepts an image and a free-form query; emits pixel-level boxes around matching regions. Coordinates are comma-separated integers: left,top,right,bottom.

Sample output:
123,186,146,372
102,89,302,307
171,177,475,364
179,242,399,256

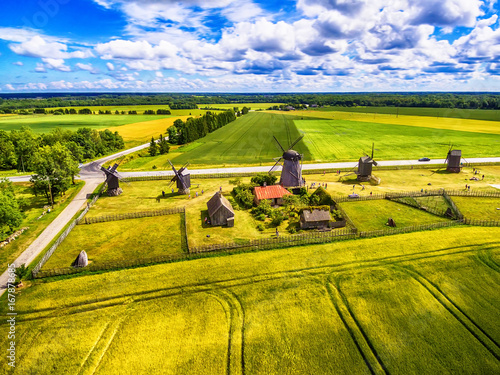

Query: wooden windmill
356,143,380,184
269,134,305,188
168,160,191,194
445,145,462,173
101,163,123,196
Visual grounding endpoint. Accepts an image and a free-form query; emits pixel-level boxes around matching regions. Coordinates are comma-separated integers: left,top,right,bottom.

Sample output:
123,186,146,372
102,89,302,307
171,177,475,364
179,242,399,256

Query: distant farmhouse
300,209,331,230
207,191,235,226
254,185,292,206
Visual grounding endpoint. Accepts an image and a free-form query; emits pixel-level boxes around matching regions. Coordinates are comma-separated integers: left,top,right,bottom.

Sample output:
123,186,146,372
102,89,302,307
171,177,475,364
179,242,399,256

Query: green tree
158,134,170,155
10,126,39,172
30,142,79,203
0,192,23,237
0,131,16,170
148,136,158,156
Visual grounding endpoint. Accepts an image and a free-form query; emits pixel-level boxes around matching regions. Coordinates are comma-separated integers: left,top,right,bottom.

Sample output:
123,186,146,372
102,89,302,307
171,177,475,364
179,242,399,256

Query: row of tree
148,134,170,156
2,93,500,112
167,110,238,145
0,126,124,171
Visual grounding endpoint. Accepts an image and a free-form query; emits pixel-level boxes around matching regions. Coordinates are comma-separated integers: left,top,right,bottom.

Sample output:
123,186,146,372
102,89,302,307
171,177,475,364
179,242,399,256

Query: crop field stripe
10,241,500,323
393,265,500,360
77,321,112,375
89,310,130,375
325,277,386,375
210,289,245,375
475,250,500,274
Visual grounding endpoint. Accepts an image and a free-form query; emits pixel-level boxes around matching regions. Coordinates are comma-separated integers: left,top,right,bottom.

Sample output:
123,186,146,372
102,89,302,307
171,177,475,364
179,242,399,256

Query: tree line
167,110,238,145
1,93,500,112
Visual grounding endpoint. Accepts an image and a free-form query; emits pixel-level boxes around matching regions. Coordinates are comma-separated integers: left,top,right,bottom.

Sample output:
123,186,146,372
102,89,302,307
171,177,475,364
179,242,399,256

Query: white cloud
76,62,93,71
9,36,93,59
5,84,15,90
12,61,23,66
96,39,177,60
35,63,46,73
42,58,71,72
106,62,115,71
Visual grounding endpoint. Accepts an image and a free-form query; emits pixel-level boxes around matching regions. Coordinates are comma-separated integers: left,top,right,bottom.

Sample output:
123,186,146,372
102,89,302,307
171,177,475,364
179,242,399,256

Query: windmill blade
269,158,282,173
289,170,299,180
288,134,304,150
273,136,285,153
371,142,375,159
372,160,378,166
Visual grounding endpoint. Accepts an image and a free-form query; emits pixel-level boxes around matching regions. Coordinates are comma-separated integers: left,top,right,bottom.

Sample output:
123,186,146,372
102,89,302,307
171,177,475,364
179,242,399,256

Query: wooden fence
442,191,464,220
463,218,500,226
80,207,185,224
358,220,462,238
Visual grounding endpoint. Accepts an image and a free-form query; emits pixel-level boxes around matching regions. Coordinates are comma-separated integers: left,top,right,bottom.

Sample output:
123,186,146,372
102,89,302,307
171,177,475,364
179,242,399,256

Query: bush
251,199,272,216
251,173,277,187
257,213,266,221
270,209,285,226
257,224,265,231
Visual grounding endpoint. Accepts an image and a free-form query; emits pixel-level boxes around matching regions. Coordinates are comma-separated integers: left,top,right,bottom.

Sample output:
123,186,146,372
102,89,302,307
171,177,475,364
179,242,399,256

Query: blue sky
0,0,499,92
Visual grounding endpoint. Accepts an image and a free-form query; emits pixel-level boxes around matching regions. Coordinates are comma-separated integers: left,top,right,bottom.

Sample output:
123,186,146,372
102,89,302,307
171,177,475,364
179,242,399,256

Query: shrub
270,209,285,226
251,173,277,187
251,199,272,216
257,224,265,231
257,213,266,221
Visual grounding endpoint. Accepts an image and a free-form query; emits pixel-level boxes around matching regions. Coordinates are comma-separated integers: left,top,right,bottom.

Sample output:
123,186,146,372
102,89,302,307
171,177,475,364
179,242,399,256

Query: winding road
1,142,499,296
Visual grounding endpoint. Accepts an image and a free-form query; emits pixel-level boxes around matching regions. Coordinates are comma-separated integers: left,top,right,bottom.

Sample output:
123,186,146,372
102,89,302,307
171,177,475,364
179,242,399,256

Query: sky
0,0,499,92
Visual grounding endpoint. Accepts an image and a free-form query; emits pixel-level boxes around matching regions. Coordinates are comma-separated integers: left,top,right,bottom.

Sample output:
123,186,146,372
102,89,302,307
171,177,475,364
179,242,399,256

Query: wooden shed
300,209,331,229
207,191,235,227
254,185,292,206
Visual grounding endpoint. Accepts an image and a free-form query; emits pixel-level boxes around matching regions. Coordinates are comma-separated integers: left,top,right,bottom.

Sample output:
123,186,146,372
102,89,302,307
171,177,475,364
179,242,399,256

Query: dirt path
0,179,101,296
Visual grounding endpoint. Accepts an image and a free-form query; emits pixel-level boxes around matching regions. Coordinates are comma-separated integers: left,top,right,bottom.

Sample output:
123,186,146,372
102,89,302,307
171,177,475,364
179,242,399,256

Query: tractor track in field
209,289,245,375
6,243,500,324
7,243,500,322
392,265,500,361
475,250,500,274
325,276,387,375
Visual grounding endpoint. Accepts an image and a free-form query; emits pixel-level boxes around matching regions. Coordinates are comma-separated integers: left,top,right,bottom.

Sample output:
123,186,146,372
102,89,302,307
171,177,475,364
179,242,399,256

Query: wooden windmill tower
445,145,462,173
269,135,305,188
357,143,380,183
101,163,123,196
168,160,191,194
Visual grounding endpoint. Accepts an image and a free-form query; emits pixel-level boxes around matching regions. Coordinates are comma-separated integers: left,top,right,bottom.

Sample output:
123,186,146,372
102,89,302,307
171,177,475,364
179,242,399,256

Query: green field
42,214,183,270
452,196,500,220
318,106,500,121
1,226,499,374
340,199,451,231
117,111,500,170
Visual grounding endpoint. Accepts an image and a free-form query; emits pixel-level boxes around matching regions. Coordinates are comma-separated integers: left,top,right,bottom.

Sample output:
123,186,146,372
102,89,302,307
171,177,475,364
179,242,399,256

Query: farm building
254,185,292,206
300,209,331,229
207,191,235,227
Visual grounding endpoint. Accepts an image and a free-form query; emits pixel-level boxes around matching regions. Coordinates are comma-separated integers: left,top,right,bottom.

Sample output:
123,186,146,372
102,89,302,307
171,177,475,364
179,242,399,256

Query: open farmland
452,196,500,220
1,226,499,374
316,106,500,121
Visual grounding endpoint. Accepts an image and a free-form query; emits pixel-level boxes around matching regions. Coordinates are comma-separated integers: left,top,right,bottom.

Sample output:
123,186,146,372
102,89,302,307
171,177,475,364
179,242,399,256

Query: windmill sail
269,134,305,188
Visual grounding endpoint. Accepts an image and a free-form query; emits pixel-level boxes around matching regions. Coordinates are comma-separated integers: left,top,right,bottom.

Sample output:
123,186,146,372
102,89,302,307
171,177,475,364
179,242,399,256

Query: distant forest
1,92,500,111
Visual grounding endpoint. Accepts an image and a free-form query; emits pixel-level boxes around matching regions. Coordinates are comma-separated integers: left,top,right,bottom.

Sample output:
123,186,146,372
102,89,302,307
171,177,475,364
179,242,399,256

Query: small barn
300,209,331,229
254,185,292,206
207,191,235,227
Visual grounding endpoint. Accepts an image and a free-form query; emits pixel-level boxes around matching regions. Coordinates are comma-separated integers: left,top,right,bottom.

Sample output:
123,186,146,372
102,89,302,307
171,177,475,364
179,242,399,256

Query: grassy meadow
340,199,451,232
1,226,499,374
452,196,500,220
42,214,183,270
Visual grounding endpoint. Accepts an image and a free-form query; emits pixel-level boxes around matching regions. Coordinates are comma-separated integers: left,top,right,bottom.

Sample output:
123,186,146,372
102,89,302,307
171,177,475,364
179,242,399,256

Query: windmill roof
207,192,234,216
283,150,301,160
254,185,292,200
359,156,375,164
301,209,331,222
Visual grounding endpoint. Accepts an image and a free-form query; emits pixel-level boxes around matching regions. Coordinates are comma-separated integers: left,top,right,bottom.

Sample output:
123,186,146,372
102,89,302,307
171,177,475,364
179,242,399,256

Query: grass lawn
452,196,500,220
0,181,84,273
42,214,183,270
1,226,499,374
340,199,451,231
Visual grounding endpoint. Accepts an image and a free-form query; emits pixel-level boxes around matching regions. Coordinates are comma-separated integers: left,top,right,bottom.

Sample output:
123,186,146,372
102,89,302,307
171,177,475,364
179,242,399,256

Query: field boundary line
80,206,184,225
393,265,500,360
77,321,112,375
325,276,387,375
13,243,500,322
474,250,500,274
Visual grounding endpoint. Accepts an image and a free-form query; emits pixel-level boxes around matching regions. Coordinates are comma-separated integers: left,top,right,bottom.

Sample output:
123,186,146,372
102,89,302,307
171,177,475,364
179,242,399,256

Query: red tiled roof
254,185,292,200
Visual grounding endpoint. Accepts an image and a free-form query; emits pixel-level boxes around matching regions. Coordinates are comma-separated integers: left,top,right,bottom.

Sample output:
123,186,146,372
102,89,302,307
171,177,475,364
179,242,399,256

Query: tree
30,142,79,203
158,134,170,155
251,173,277,186
0,192,23,238
10,126,39,172
148,136,158,156
0,131,16,170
